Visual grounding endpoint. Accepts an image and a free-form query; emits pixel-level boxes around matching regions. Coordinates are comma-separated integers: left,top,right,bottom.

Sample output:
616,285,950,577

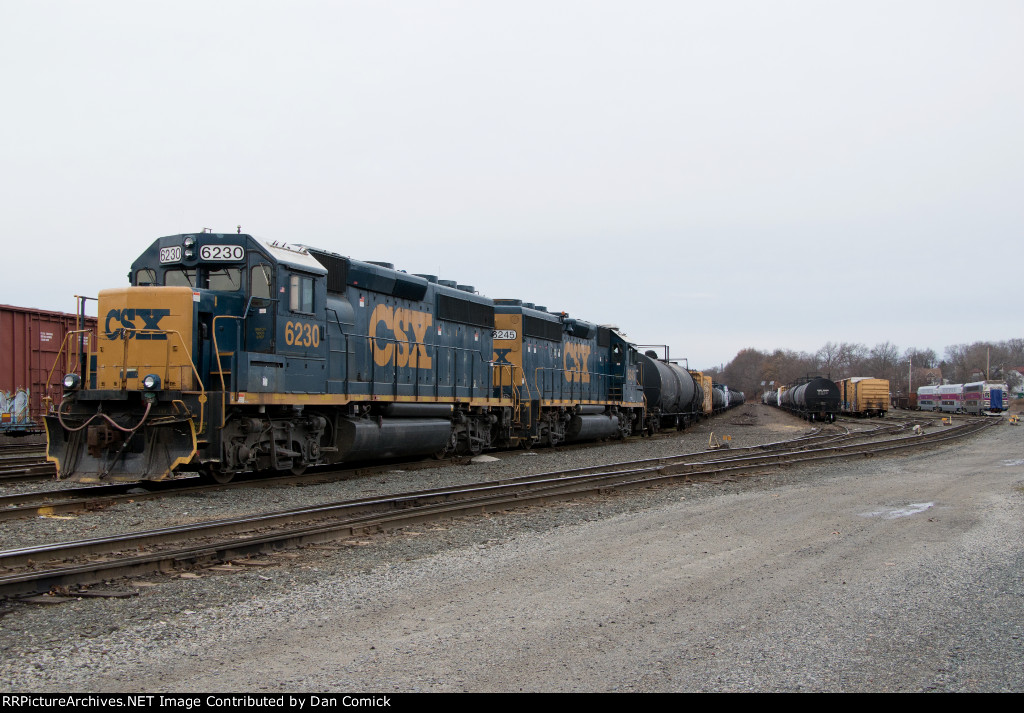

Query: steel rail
0,463,56,482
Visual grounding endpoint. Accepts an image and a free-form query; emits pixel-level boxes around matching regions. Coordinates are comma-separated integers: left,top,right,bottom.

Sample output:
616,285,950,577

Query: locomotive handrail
212,314,238,395
637,360,647,413
42,329,95,412
319,306,520,406
113,328,207,434
531,365,626,403
492,363,523,416
492,363,519,397
323,306,352,396
516,364,533,402
340,331,515,405
44,326,206,436
242,294,279,316
212,314,246,430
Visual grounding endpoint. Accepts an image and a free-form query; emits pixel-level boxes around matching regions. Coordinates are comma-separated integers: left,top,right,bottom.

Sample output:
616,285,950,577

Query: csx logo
492,348,513,366
104,308,171,340
370,305,433,369
563,343,591,383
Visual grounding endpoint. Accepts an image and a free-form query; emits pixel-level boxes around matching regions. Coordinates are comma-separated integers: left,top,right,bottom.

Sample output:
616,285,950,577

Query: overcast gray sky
2,0,1020,368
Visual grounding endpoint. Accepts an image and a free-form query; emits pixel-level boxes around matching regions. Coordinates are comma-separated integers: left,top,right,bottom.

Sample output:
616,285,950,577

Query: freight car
636,348,704,432
47,232,672,483
723,384,745,407
762,385,788,407
836,377,889,418
893,393,917,410
690,371,713,416
1,304,97,435
710,384,727,412
778,376,840,422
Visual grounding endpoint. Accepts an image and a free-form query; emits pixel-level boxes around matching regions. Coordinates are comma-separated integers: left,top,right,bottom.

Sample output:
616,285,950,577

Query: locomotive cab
46,232,329,481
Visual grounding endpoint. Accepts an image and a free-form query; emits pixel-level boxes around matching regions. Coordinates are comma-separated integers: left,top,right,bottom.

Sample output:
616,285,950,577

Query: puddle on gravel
859,502,935,520
1000,459,1024,467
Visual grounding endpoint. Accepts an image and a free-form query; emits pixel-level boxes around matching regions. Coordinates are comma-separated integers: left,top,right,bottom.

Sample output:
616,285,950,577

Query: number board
493,329,517,340
200,245,245,261
159,246,182,263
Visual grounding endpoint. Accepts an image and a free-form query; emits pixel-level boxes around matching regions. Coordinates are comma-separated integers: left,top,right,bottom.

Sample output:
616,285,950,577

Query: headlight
63,373,81,390
142,374,162,391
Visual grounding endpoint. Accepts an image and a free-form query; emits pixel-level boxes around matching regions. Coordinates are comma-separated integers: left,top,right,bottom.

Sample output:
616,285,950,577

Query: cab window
207,267,242,291
289,274,314,313
251,264,273,299
165,268,198,288
135,268,157,286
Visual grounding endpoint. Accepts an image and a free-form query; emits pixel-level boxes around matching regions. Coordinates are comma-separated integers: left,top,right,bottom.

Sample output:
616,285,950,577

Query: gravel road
1,407,1021,692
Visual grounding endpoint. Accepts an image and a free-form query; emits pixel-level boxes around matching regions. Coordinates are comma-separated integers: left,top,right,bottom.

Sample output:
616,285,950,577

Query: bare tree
705,336,1022,403
903,347,938,369
835,342,869,378
943,341,1022,383
868,342,901,383
721,348,767,398
816,342,842,375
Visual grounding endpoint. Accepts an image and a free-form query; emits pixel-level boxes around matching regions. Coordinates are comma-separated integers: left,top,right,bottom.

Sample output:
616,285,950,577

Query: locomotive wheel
290,463,307,476
434,432,457,459
201,465,234,485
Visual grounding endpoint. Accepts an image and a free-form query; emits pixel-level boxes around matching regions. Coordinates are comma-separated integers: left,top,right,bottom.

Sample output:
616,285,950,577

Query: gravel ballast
1,407,1021,692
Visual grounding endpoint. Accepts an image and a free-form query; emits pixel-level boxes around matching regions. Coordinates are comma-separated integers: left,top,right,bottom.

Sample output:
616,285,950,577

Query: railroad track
0,418,910,521
0,449,55,482
0,416,996,600
0,442,46,455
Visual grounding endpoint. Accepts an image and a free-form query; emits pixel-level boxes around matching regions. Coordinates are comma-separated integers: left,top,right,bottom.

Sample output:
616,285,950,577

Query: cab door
280,271,326,392
246,262,276,353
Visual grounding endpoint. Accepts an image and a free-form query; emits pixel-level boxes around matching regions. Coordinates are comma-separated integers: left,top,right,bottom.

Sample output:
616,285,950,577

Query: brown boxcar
0,304,97,433
836,377,890,417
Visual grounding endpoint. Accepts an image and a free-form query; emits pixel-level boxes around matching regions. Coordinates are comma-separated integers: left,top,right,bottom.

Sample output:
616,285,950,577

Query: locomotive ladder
212,352,234,392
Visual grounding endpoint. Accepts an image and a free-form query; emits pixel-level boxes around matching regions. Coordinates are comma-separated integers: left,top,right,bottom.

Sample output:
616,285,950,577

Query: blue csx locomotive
46,232,733,483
